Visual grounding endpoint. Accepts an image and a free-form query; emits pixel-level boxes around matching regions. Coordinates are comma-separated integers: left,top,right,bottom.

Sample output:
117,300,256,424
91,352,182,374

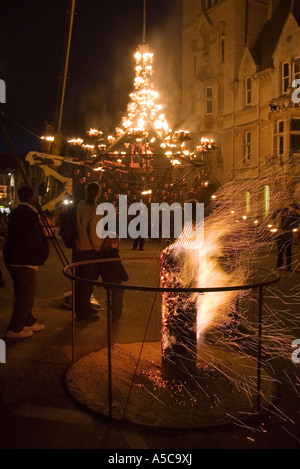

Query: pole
71,267,75,363
143,0,146,43
57,0,76,134
256,285,263,412
107,288,113,418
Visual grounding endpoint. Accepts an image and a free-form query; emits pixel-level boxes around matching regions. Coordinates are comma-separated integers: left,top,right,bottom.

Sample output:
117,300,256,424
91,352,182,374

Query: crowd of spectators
72,168,209,208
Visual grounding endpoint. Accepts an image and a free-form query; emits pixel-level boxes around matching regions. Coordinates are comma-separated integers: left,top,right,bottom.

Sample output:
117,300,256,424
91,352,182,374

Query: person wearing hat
272,202,300,271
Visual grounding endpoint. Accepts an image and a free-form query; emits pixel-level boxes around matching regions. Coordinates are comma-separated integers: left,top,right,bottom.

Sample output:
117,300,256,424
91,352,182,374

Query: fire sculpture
160,196,255,380
161,242,198,380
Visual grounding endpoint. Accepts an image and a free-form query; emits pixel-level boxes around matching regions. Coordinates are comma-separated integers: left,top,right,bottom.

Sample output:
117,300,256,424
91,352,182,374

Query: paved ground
0,236,299,451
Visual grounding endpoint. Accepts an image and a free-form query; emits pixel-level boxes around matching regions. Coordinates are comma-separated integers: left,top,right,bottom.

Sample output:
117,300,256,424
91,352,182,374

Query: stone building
182,0,300,212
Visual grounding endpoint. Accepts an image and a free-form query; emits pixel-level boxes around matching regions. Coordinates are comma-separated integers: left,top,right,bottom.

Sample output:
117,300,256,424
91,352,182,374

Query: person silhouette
272,202,300,271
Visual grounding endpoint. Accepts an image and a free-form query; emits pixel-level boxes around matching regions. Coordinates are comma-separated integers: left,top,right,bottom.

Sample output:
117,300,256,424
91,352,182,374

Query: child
99,234,129,322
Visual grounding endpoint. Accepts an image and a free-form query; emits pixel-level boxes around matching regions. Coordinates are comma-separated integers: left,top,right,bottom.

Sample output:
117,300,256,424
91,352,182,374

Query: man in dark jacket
3,186,49,338
99,237,129,322
272,202,300,271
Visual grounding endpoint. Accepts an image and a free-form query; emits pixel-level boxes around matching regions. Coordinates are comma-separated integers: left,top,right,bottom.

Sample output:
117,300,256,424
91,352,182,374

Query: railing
63,257,280,418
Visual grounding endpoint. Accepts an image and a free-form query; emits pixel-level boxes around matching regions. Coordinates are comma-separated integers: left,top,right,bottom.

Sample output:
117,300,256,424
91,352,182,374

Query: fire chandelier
62,0,217,200
66,44,216,167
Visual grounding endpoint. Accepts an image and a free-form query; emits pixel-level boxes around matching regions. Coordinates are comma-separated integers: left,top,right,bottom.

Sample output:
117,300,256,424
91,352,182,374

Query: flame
117,43,172,143
167,221,244,341
88,128,103,138
82,144,94,150
41,135,54,141
66,43,216,168
68,138,83,145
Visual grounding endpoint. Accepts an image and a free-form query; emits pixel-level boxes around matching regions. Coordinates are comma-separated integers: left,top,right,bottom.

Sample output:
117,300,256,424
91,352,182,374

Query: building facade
182,0,300,212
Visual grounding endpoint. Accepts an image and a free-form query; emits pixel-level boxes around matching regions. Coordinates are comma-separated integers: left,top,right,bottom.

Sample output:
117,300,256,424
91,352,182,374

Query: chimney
290,0,295,13
268,0,282,20
268,0,273,19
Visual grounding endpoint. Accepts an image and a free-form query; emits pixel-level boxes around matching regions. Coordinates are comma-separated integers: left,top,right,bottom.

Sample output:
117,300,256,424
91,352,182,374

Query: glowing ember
160,245,198,379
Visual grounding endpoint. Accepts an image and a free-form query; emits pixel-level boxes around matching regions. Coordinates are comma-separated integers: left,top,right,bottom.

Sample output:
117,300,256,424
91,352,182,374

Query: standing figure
132,236,145,251
272,203,300,271
74,182,102,321
3,186,49,338
99,235,129,322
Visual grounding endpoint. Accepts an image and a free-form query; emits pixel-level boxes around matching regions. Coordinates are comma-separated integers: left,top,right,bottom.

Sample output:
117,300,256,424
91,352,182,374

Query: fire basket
63,257,280,429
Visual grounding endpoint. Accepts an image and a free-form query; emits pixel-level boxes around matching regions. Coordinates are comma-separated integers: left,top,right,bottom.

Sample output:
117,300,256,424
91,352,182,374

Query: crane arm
25,152,74,211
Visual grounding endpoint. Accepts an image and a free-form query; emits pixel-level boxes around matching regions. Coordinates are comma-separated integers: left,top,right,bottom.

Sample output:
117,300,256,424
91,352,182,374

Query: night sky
0,0,182,156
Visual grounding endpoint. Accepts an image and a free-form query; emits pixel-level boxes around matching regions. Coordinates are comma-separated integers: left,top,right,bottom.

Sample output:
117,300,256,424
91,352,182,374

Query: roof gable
272,11,300,61
251,0,300,70
238,46,257,77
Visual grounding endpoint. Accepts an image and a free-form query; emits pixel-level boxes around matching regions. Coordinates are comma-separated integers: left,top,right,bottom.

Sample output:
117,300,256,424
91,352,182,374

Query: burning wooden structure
160,245,198,380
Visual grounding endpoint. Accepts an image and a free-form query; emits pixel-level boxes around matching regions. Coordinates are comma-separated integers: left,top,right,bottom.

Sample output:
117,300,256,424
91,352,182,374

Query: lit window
246,191,251,214
245,77,252,105
264,185,270,215
282,62,290,93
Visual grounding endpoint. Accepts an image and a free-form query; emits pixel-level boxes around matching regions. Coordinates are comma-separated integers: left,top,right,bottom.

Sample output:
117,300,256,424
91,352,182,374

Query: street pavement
0,237,299,451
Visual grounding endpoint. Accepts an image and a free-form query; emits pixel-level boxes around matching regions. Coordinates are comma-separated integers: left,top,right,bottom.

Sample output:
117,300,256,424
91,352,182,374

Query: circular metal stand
65,341,277,429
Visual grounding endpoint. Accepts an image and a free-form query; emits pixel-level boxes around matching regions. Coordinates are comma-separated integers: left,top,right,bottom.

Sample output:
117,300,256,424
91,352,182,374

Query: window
206,87,213,114
282,62,290,93
290,118,300,158
281,59,300,94
246,191,251,214
291,119,300,131
274,121,284,161
245,77,252,105
244,131,251,162
293,57,300,82
264,185,270,215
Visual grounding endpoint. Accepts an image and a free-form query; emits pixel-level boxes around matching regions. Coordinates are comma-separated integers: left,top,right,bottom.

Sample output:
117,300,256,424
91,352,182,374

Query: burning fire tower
77,0,217,203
